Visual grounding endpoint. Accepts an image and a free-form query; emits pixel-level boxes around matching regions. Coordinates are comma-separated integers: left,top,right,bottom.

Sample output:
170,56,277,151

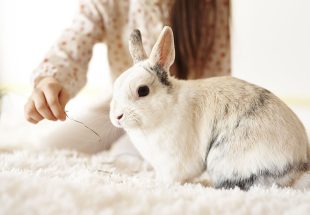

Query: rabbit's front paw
156,169,186,185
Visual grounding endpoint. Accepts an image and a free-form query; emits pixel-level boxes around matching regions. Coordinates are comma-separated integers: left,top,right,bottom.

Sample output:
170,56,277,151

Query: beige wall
232,0,310,99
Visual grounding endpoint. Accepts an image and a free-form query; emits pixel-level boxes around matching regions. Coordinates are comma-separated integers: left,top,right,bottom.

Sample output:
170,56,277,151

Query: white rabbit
109,26,310,190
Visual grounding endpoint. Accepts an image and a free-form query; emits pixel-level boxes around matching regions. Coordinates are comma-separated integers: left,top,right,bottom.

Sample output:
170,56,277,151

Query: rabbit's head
110,26,176,129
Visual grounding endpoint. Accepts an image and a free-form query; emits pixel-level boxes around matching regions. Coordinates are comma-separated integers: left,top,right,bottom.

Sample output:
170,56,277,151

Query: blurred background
0,0,309,131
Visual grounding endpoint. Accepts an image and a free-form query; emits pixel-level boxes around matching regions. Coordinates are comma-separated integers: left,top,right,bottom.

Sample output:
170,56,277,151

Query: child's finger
44,88,65,120
24,100,44,123
33,90,57,121
59,89,70,110
28,101,44,122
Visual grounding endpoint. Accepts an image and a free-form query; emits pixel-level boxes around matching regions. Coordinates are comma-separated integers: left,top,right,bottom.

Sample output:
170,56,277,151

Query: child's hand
24,77,69,124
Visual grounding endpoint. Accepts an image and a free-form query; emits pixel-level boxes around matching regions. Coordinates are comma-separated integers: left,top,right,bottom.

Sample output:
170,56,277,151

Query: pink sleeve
32,0,105,98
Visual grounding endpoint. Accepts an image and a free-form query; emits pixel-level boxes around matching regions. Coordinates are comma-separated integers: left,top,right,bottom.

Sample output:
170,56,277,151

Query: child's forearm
32,0,106,98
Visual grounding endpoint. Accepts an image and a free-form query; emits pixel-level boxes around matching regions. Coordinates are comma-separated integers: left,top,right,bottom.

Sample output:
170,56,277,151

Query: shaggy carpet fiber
0,94,309,215
1,149,310,215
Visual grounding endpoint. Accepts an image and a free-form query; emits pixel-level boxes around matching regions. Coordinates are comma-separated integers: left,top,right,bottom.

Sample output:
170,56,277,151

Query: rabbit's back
192,76,309,189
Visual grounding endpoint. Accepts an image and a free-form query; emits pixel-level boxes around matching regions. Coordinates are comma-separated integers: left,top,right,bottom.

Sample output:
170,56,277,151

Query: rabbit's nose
117,114,123,120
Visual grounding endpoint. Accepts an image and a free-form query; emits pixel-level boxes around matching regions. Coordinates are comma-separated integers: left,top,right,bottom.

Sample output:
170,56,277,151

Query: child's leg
40,99,124,154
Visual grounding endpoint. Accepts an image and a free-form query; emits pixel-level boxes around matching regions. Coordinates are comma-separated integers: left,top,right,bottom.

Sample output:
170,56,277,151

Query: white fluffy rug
0,94,310,215
1,149,309,215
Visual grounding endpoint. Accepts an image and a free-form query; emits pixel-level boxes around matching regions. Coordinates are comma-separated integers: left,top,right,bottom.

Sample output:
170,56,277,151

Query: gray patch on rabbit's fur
205,88,276,186
205,119,230,164
130,29,142,45
206,136,217,159
129,29,147,62
259,162,309,177
214,135,228,148
150,64,172,87
233,89,272,129
245,89,271,117
205,121,218,158
215,162,309,190
216,174,257,190
224,104,229,116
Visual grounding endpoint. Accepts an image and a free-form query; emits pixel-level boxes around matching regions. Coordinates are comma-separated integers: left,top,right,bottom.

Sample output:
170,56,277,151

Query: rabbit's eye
137,85,150,97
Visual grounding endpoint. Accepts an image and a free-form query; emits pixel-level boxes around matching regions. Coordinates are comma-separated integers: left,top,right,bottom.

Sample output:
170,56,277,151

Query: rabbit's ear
129,29,147,63
149,26,175,72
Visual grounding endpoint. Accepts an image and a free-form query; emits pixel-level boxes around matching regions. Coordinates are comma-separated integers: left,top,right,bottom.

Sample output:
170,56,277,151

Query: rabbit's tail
292,169,310,190
293,142,310,190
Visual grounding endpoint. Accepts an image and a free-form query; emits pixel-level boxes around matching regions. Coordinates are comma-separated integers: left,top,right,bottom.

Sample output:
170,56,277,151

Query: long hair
170,0,219,79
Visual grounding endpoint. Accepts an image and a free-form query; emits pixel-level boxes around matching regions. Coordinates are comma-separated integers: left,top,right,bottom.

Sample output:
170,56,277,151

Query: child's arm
33,0,106,97
25,0,106,123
